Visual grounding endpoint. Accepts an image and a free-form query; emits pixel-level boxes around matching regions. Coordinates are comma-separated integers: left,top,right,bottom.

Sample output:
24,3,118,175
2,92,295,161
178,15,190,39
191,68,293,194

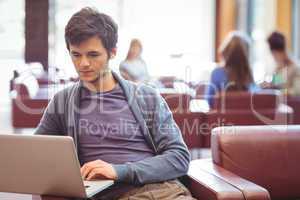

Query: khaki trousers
117,180,196,200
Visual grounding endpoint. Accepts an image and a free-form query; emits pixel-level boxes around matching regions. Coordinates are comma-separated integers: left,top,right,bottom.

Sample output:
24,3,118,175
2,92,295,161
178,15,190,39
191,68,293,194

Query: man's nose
79,56,90,68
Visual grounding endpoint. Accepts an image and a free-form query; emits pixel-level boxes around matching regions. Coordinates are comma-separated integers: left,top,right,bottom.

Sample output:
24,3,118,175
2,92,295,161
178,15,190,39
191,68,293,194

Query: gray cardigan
35,72,190,185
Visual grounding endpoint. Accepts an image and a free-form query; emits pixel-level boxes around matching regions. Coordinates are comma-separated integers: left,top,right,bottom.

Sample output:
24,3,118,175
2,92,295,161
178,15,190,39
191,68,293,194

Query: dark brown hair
219,31,254,90
267,31,286,51
65,7,118,56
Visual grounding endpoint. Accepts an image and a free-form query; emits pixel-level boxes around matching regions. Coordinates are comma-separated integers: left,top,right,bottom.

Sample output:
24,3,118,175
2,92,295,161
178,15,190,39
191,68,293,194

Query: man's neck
83,72,117,92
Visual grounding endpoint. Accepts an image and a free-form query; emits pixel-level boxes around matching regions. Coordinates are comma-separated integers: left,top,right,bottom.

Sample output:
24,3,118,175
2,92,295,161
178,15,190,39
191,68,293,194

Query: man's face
271,50,284,65
69,36,116,83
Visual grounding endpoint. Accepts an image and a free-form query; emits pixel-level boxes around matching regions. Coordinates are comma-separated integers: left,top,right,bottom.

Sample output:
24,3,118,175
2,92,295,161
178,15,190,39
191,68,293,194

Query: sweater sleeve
34,93,65,135
112,92,190,185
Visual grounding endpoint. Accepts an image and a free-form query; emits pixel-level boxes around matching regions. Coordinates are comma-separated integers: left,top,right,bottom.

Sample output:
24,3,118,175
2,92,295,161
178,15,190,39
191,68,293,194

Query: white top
119,58,150,82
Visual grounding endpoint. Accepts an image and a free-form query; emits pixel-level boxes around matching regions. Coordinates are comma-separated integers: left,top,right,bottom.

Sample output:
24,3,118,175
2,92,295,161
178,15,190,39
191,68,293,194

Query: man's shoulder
121,80,160,109
119,76,156,95
132,83,162,103
135,83,158,96
52,82,80,101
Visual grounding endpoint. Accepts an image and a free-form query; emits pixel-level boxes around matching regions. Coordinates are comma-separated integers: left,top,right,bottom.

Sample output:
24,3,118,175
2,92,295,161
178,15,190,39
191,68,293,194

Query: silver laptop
0,134,114,198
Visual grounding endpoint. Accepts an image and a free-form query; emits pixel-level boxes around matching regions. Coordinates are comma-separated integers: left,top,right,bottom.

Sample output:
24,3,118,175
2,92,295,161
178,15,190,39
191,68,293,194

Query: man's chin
79,71,110,83
79,76,99,83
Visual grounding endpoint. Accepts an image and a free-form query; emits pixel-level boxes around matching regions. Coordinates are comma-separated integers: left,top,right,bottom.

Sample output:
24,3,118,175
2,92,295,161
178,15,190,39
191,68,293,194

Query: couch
185,125,300,200
202,91,294,147
287,95,300,124
11,73,70,127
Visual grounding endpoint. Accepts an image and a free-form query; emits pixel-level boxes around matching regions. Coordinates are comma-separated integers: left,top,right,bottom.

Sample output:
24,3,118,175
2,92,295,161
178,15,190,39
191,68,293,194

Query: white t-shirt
119,58,150,82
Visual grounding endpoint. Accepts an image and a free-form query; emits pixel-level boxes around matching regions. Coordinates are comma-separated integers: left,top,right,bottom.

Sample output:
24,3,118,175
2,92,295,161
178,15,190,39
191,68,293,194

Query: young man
35,7,193,199
263,31,299,94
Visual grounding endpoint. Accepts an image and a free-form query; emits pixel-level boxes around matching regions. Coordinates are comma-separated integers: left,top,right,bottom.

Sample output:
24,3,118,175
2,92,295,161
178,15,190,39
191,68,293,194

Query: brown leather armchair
186,125,300,200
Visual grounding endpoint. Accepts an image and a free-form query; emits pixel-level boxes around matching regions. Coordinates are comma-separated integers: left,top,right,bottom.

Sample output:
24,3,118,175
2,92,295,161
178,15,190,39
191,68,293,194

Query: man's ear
110,48,117,58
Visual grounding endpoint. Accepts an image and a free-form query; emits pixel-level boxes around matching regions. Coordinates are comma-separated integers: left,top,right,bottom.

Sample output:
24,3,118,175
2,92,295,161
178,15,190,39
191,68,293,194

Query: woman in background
205,31,257,107
119,39,150,83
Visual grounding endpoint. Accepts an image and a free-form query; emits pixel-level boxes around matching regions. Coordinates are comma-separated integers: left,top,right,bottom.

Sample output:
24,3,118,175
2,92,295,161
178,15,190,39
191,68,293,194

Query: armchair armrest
186,161,244,200
191,159,271,200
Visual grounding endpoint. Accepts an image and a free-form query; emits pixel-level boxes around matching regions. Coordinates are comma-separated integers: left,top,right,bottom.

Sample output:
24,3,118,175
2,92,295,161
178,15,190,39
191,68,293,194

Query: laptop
0,134,114,198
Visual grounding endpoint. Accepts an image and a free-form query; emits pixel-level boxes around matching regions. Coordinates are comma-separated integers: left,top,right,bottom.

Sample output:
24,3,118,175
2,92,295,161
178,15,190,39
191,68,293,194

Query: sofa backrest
160,92,192,113
287,95,300,124
13,73,39,98
211,125,300,199
173,112,205,148
212,90,281,112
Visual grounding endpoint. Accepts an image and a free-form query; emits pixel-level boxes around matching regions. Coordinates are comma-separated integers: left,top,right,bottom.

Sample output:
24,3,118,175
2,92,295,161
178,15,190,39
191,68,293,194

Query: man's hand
80,160,117,181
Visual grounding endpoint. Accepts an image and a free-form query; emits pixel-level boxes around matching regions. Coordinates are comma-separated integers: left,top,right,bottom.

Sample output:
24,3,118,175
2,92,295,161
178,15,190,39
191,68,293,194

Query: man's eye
72,54,80,58
89,54,100,57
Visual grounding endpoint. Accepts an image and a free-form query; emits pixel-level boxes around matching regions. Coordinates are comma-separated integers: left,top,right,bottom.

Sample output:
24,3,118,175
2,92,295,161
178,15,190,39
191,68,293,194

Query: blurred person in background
119,39,150,83
205,31,258,107
262,31,300,95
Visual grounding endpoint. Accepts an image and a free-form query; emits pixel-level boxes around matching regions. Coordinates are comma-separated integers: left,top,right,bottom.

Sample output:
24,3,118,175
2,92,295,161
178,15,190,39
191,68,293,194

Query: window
248,0,277,83
0,0,25,104
49,0,216,82
292,0,300,60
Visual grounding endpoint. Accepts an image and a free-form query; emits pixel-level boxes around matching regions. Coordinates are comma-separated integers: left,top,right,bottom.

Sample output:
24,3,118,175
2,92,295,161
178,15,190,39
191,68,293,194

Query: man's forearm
113,147,190,185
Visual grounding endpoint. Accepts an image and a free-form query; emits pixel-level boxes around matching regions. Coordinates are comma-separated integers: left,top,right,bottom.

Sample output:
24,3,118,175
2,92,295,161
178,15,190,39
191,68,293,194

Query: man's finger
81,160,106,179
86,169,97,181
86,168,105,181
81,165,93,179
80,162,91,174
